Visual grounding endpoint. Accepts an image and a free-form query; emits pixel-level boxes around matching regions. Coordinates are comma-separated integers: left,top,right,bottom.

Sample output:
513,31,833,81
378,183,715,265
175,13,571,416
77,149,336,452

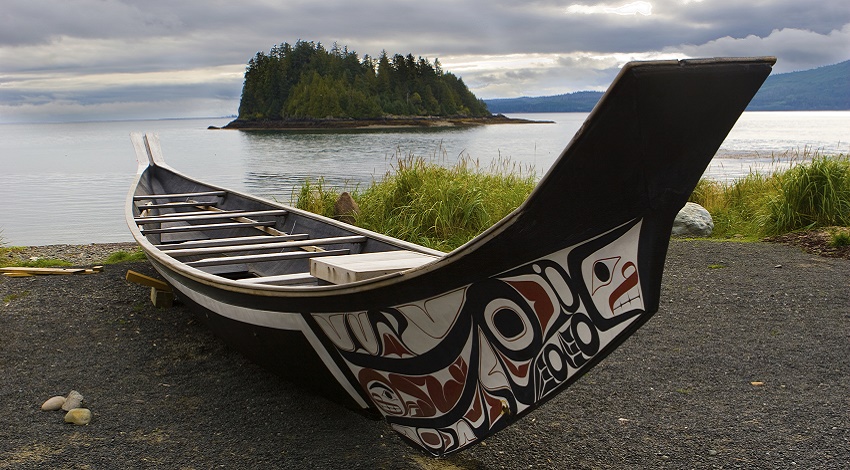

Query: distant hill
747,60,850,110
485,59,850,113
484,91,603,114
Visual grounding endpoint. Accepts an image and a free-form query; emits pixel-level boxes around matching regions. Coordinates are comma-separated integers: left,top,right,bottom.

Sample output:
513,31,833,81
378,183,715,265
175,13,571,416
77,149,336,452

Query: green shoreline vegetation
0,246,146,269
297,150,850,252
2,152,847,265
296,153,537,252
690,151,850,241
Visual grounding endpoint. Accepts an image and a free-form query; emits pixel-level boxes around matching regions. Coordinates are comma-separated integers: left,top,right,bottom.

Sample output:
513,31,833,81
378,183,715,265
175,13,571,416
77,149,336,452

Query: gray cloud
1,0,848,122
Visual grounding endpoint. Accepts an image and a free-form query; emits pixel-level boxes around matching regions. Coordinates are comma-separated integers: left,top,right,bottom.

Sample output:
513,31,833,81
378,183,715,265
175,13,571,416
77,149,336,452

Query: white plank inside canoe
236,272,317,286
162,235,367,257
140,220,275,235
135,209,287,224
187,248,350,268
310,251,439,284
157,234,310,250
137,201,219,210
133,191,226,201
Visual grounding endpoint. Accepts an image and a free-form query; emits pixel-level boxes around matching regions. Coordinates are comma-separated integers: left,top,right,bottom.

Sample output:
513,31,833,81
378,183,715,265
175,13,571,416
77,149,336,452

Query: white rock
64,408,92,425
41,396,66,411
672,202,714,237
61,390,84,411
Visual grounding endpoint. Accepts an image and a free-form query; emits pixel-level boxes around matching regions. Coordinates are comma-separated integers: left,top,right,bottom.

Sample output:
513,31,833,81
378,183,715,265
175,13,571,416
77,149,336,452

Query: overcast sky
2,0,848,123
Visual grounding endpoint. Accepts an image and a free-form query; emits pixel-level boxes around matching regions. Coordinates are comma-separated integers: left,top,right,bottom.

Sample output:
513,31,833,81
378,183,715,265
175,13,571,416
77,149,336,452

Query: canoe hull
148,215,654,453
128,57,776,455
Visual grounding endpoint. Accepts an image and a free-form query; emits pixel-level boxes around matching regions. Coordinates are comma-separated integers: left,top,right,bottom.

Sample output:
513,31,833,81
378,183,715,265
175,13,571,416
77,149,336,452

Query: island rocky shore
1,240,847,468
217,114,550,130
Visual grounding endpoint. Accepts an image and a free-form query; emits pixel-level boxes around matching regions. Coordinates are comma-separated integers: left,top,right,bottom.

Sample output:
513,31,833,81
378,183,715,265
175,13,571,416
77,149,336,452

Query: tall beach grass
690,151,850,238
296,152,536,251
295,149,849,249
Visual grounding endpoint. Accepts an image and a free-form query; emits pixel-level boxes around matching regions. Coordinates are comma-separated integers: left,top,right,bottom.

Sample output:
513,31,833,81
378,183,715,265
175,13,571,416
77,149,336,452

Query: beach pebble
61,390,84,411
41,396,66,411
64,408,92,425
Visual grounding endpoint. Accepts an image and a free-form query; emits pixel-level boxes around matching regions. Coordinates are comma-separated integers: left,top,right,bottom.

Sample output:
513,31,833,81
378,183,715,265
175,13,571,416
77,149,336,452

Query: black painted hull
127,57,775,455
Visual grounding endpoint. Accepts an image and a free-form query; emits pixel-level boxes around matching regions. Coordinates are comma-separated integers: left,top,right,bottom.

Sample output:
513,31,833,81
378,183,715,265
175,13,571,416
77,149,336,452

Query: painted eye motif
368,381,404,415
594,261,610,283
591,256,620,294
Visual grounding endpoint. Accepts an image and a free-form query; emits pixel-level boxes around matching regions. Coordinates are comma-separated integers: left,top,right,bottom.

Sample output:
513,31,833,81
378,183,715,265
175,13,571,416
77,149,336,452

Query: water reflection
236,123,552,203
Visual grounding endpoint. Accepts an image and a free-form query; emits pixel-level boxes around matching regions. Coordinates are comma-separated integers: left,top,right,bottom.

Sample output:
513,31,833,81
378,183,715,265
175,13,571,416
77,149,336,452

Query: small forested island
223,41,538,129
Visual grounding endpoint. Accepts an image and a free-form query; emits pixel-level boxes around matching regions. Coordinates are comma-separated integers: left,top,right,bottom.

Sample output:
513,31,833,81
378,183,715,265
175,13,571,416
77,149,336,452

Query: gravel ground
1,240,848,469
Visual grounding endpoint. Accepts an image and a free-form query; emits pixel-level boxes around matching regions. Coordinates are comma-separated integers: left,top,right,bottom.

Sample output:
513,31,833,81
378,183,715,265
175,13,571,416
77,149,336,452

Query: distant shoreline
215,114,552,130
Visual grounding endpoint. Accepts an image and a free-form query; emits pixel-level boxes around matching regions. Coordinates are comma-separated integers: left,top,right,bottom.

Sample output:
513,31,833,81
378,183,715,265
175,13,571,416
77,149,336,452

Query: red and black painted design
315,220,646,454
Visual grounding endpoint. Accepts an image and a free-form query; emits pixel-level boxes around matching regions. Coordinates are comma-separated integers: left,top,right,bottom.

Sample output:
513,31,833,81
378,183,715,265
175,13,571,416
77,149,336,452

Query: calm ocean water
1,111,848,246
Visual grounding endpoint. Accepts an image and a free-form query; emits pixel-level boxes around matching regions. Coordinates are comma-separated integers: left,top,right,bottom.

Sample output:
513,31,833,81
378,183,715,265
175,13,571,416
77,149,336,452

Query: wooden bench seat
163,235,367,257
137,201,219,210
236,272,317,286
135,209,287,224
156,234,309,250
310,251,438,284
140,220,275,235
134,191,226,200
187,249,349,268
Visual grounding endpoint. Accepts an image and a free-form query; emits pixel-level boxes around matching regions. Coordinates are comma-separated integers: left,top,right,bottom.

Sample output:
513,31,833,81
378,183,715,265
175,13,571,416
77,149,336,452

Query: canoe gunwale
125,57,777,456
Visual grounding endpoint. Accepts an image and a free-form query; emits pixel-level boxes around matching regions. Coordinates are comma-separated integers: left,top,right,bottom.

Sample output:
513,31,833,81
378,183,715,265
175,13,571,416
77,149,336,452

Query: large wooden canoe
127,57,775,455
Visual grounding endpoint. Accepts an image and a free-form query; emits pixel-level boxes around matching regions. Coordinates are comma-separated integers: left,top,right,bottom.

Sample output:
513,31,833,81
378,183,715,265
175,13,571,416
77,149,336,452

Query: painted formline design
313,220,645,454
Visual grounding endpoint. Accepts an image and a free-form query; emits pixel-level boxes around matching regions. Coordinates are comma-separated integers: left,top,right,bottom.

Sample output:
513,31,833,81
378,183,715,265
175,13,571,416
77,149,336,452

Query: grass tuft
102,249,147,264
296,152,536,251
763,156,850,235
3,291,31,303
690,152,849,239
0,256,72,268
293,177,346,218
828,228,850,247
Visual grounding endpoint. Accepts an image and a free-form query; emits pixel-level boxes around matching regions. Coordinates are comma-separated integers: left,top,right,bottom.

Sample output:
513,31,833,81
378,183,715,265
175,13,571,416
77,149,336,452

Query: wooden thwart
140,220,276,235
134,191,226,201
157,234,310,250
135,209,288,224
187,249,349,268
310,251,438,284
163,235,366,257
236,272,317,286
137,201,218,210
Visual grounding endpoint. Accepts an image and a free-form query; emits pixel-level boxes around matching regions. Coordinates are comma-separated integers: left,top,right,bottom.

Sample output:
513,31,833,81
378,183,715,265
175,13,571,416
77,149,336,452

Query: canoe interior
132,165,433,284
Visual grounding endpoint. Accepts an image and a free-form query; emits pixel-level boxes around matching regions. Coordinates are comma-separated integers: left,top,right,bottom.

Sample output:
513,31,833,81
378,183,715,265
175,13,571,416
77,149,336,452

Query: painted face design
367,380,405,416
582,229,644,320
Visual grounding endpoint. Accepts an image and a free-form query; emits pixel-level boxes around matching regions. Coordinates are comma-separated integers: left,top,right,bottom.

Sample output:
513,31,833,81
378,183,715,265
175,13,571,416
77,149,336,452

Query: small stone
41,396,66,411
64,408,92,425
62,390,84,411
708,449,718,456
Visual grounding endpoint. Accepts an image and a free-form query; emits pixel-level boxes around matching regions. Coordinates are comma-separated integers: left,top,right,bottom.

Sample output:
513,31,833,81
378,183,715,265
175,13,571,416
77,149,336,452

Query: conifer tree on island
235,40,490,122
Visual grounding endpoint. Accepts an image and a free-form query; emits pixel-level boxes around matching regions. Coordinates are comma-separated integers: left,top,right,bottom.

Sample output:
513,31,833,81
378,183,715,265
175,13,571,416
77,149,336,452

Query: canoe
126,57,775,455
